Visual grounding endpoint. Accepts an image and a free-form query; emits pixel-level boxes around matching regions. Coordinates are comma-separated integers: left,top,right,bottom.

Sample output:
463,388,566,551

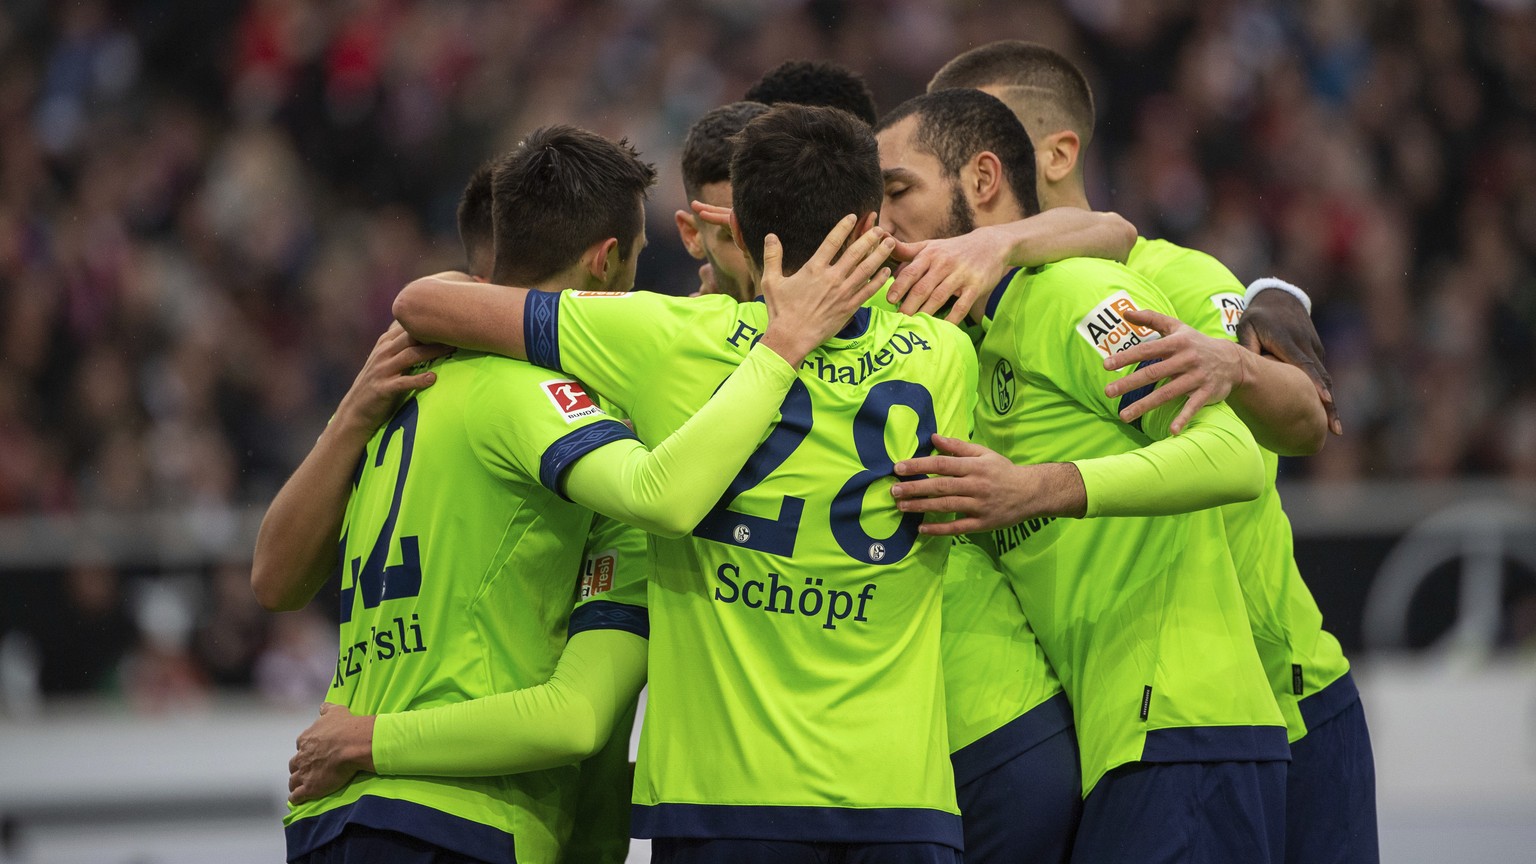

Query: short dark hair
730,105,883,274
877,89,1040,217
745,60,879,126
681,101,769,200
456,159,495,278
928,41,1095,148
489,125,657,285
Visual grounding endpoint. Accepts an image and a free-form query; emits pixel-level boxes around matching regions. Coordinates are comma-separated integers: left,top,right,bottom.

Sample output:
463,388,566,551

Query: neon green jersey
1127,237,1351,740
942,536,1069,785
563,515,648,864
975,259,1287,795
523,289,975,847
285,352,643,864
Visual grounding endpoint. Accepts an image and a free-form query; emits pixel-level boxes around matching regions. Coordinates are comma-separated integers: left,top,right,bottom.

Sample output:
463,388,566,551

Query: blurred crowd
0,0,1532,706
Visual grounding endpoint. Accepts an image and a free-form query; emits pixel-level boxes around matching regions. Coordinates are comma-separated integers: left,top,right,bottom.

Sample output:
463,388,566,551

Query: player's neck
1040,181,1092,212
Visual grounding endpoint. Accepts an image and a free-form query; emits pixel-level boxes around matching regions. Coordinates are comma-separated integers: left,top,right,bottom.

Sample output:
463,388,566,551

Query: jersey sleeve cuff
1071,458,1107,519
1243,277,1311,315
523,289,563,369
569,599,650,640
539,419,638,499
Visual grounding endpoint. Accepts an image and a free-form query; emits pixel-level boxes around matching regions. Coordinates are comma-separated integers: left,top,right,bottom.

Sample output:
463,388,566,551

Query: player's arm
393,270,532,359
287,627,646,802
483,224,898,537
251,324,449,611
892,271,1262,533
1101,308,1327,456
885,208,1140,321
892,397,1264,533
1238,278,1341,436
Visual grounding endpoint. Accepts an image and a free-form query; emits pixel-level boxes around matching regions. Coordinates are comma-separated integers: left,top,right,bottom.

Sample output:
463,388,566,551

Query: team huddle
254,41,1377,864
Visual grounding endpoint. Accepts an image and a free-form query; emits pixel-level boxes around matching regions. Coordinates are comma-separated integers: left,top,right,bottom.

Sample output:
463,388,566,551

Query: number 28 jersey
524,290,977,848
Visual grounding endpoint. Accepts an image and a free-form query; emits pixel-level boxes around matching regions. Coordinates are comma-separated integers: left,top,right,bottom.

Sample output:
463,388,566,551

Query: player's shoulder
1023,256,1160,310
1129,236,1240,286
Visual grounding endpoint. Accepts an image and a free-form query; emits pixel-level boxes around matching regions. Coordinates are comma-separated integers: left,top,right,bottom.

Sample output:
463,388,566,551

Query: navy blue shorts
1287,673,1379,864
1071,760,1286,864
957,724,1082,864
651,838,961,864
292,823,490,864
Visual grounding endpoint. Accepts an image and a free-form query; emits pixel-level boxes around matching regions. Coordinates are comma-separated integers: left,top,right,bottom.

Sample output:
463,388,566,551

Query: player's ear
729,212,750,258
1038,129,1080,184
674,209,706,260
854,211,878,237
968,151,1004,209
586,237,620,281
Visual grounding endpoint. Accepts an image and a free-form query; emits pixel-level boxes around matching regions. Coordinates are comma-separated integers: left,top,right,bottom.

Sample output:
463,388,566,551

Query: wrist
757,323,816,368
344,715,377,774
321,409,378,448
1244,277,1311,315
1042,462,1088,518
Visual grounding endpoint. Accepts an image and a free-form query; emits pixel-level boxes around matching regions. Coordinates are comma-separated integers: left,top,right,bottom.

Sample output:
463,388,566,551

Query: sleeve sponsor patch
568,290,633,297
1210,292,1246,338
1076,290,1160,359
540,379,603,423
579,548,618,599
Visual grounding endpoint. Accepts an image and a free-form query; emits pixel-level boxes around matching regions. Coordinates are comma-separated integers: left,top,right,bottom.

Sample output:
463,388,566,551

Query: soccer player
268,155,645,863
254,125,893,864
676,101,768,301
876,87,1290,863
393,104,984,864
916,42,1377,864
745,59,879,126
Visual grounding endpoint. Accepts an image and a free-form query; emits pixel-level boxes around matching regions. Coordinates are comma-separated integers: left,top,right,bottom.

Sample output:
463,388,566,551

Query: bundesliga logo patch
580,549,617,599
1076,290,1160,359
1210,292,1246,338
541,379,602,423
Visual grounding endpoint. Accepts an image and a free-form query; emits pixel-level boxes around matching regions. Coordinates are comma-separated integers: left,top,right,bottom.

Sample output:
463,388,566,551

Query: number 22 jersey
523,290,977,848
284,351,638,864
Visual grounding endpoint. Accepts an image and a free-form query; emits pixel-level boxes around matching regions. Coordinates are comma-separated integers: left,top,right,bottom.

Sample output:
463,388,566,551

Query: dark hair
877,89,1040,217
456,159,495,278
490,125,657,285
730,104,883,273
744,60,879,126
681,101,770,200
928,41,1095,148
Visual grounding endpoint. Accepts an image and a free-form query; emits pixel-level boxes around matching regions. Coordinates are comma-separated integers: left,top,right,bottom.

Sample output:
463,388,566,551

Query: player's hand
691,263,719,297
288,702,377,804
1103,308,1250,435
758,213,895,367
334,322,454,434
1236,289,1340,435
690,200,733,229
886,225,1013,324
890,435,1087,534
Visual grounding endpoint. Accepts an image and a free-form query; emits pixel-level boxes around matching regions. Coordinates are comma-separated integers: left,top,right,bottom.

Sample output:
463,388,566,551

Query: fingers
929,433,988,458
1236,320,1261,354
890,473,980,500
808,214,858,270
943,291,976,325
1168,387,1212,435
760,233,783,282
917,273,958,317
891,454,974,482
839,235,897,294
690,200,733,227
1118,376,1195,424
888,255,929,306
1104,334,1177,371
899,265,945,316
896,495,975,514
890,238,925,263
1105,357,1176,399
1120,307,1182,336
918,518,985,536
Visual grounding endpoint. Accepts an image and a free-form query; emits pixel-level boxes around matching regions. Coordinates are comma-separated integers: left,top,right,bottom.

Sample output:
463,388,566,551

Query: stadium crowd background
0,0,1532,710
